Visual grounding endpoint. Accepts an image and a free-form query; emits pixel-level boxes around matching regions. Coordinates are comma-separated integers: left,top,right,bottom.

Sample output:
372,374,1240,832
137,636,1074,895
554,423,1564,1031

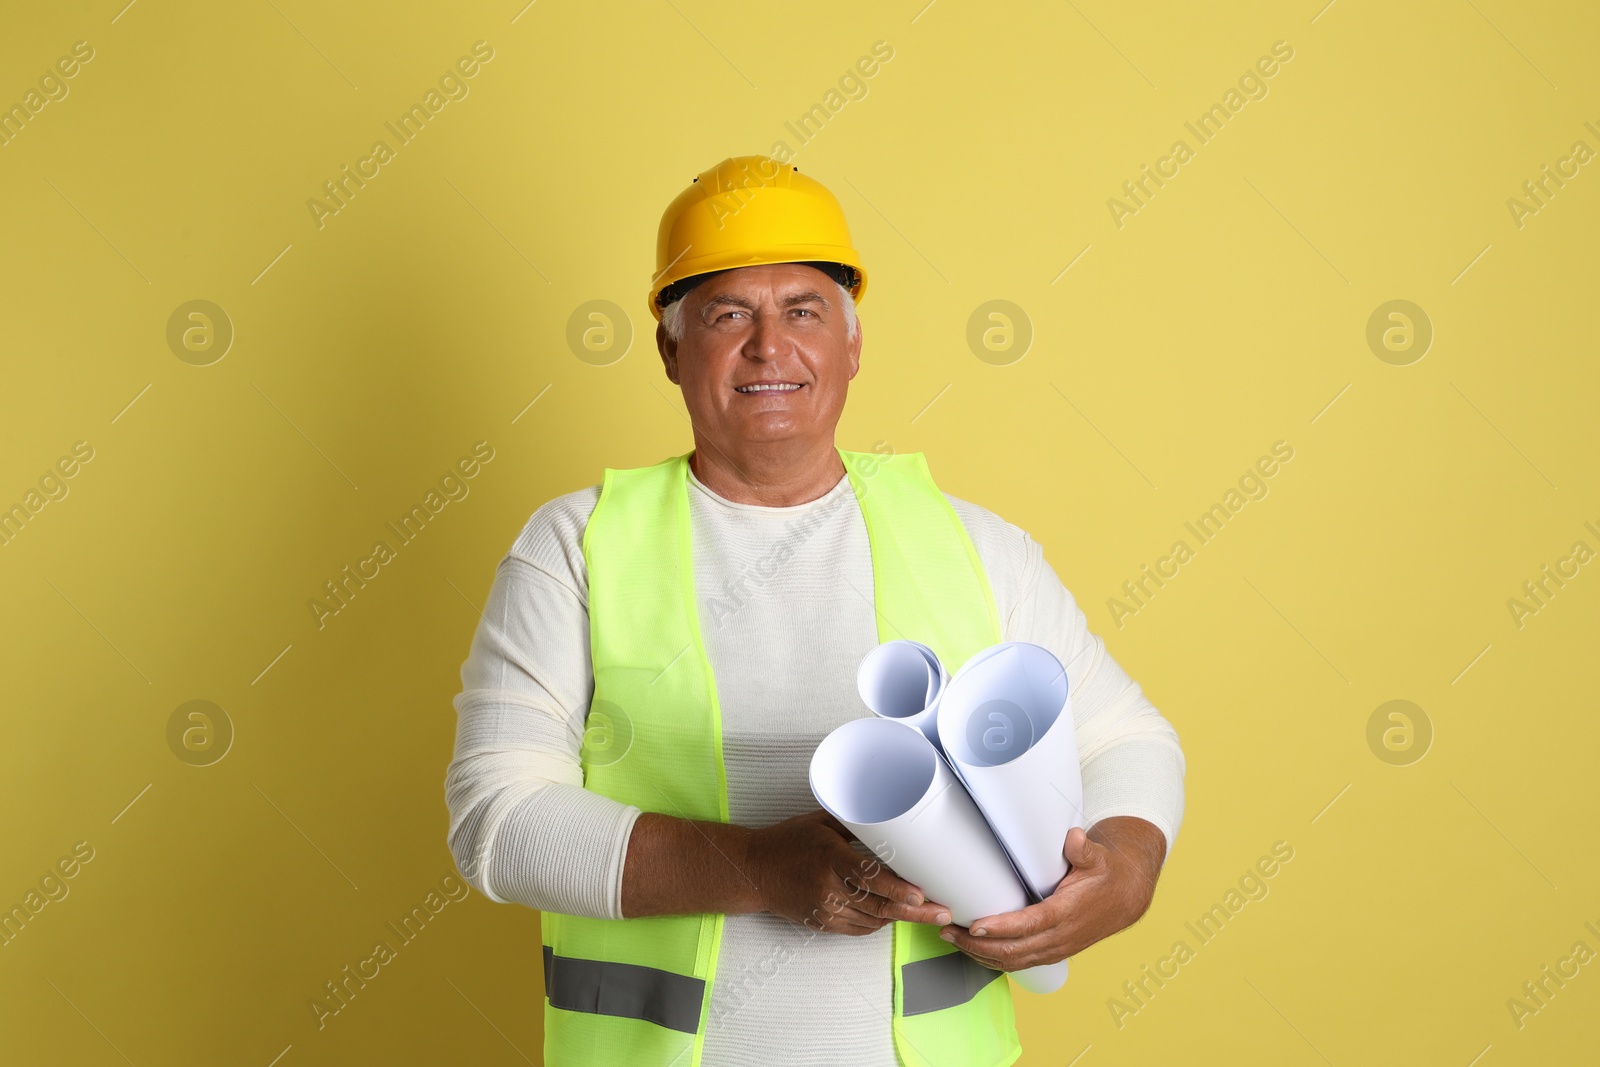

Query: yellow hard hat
648,155,867,321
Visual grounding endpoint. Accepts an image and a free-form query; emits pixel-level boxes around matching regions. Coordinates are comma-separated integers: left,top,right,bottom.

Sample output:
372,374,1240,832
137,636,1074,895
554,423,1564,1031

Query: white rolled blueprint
935,642,1085,903
856,639,946,745
810,714,1069,995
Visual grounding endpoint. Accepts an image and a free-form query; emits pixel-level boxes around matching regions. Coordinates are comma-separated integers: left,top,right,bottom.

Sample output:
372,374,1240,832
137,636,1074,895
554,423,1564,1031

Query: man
445,155,1185,1066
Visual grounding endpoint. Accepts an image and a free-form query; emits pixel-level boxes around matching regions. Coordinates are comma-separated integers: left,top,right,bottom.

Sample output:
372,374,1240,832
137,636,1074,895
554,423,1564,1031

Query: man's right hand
744,810,952,934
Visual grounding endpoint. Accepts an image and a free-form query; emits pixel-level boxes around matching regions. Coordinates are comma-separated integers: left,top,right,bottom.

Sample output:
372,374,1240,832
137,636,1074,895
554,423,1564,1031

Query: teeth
736,383,802,393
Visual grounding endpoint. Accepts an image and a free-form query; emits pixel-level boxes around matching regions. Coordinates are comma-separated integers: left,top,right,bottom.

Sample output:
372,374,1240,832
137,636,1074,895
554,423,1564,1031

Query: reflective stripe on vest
543,447,1023,1067
542,943,1004,1028
543,945,705,1033
900,952,1005,1016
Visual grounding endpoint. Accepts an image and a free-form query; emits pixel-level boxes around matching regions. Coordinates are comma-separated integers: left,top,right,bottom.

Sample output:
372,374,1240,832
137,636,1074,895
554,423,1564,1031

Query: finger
941,923,992,957
817,906,892,935
800,908,879,935
845,858,927,908
942,916,1061,954
803,887,897,933
961,897,1062,940
852,891,953,926
992,930,1073,972
943,925,1072,972
965,942,1061,972
946,938,1013,972
1063,825,1107,870
893,900,955,925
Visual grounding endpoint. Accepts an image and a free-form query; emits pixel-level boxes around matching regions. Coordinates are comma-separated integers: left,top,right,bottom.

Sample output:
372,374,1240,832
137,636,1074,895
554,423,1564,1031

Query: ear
846,316,863,381
657,322,679,384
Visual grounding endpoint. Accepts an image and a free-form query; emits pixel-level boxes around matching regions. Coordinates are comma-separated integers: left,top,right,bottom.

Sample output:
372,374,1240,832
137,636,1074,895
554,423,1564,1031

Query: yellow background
2,0,1596,1063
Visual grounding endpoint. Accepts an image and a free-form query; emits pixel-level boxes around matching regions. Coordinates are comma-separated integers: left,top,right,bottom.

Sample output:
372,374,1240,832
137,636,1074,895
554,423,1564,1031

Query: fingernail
908,892,923,906
935,911,951,925
972,927,987,937
939,931,954,942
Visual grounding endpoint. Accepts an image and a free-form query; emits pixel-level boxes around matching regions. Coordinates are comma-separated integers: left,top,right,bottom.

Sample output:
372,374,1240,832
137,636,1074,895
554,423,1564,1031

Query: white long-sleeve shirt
445,460,1186,1066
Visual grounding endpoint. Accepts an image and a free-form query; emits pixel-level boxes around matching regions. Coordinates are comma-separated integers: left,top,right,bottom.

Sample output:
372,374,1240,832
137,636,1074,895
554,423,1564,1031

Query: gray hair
661,279,859,344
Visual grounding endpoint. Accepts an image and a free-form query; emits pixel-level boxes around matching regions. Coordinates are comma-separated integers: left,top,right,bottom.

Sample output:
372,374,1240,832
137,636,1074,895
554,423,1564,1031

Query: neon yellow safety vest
541,447,1022,1067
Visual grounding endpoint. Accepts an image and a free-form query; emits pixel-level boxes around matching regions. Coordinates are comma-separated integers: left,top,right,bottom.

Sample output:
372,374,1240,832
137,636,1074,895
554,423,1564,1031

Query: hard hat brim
649,248,867,321
653,260,862,317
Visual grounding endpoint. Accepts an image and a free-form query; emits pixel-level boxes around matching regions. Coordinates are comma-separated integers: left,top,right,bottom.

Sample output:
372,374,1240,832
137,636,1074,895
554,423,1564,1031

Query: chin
731,420,808,441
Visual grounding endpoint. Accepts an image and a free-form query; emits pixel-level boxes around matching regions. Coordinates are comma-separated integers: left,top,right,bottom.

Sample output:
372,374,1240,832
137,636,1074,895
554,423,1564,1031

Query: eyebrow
698,289,833,314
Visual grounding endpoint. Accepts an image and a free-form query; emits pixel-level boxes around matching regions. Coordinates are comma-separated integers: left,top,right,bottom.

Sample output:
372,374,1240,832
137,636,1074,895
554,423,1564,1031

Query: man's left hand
938,816,1167,971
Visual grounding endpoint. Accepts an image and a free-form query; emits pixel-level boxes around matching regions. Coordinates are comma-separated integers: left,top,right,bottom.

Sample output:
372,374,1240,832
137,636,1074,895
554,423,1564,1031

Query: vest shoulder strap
839,447,1002,673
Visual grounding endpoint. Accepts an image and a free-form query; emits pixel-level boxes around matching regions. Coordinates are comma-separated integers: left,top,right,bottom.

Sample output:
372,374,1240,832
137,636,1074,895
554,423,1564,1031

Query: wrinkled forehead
692,267,843,310
665,261,854,311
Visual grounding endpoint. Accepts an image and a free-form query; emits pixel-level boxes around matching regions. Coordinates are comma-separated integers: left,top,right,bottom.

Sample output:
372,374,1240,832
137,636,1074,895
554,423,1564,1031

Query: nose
742,308,784,361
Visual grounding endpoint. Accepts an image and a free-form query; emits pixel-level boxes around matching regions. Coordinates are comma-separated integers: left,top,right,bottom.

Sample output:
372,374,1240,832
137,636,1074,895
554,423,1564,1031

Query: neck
687,433,845,507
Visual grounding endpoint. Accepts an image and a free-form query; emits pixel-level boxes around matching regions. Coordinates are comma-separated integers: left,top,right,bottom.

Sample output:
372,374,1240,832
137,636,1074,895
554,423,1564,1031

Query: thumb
1063,825,1105,870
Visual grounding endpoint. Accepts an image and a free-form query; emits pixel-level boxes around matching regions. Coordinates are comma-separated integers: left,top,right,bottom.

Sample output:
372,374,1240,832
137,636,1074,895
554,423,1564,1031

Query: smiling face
657,263,862,465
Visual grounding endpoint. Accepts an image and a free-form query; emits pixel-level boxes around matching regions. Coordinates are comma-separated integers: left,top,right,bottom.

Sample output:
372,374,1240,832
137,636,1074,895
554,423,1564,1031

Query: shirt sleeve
444,535,642,920
1005,532,1188,860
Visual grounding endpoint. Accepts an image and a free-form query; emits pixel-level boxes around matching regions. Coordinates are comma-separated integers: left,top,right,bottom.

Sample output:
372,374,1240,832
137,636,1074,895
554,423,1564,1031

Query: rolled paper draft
810,715,1068,995
856,639,946,746
936,642,1085,904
